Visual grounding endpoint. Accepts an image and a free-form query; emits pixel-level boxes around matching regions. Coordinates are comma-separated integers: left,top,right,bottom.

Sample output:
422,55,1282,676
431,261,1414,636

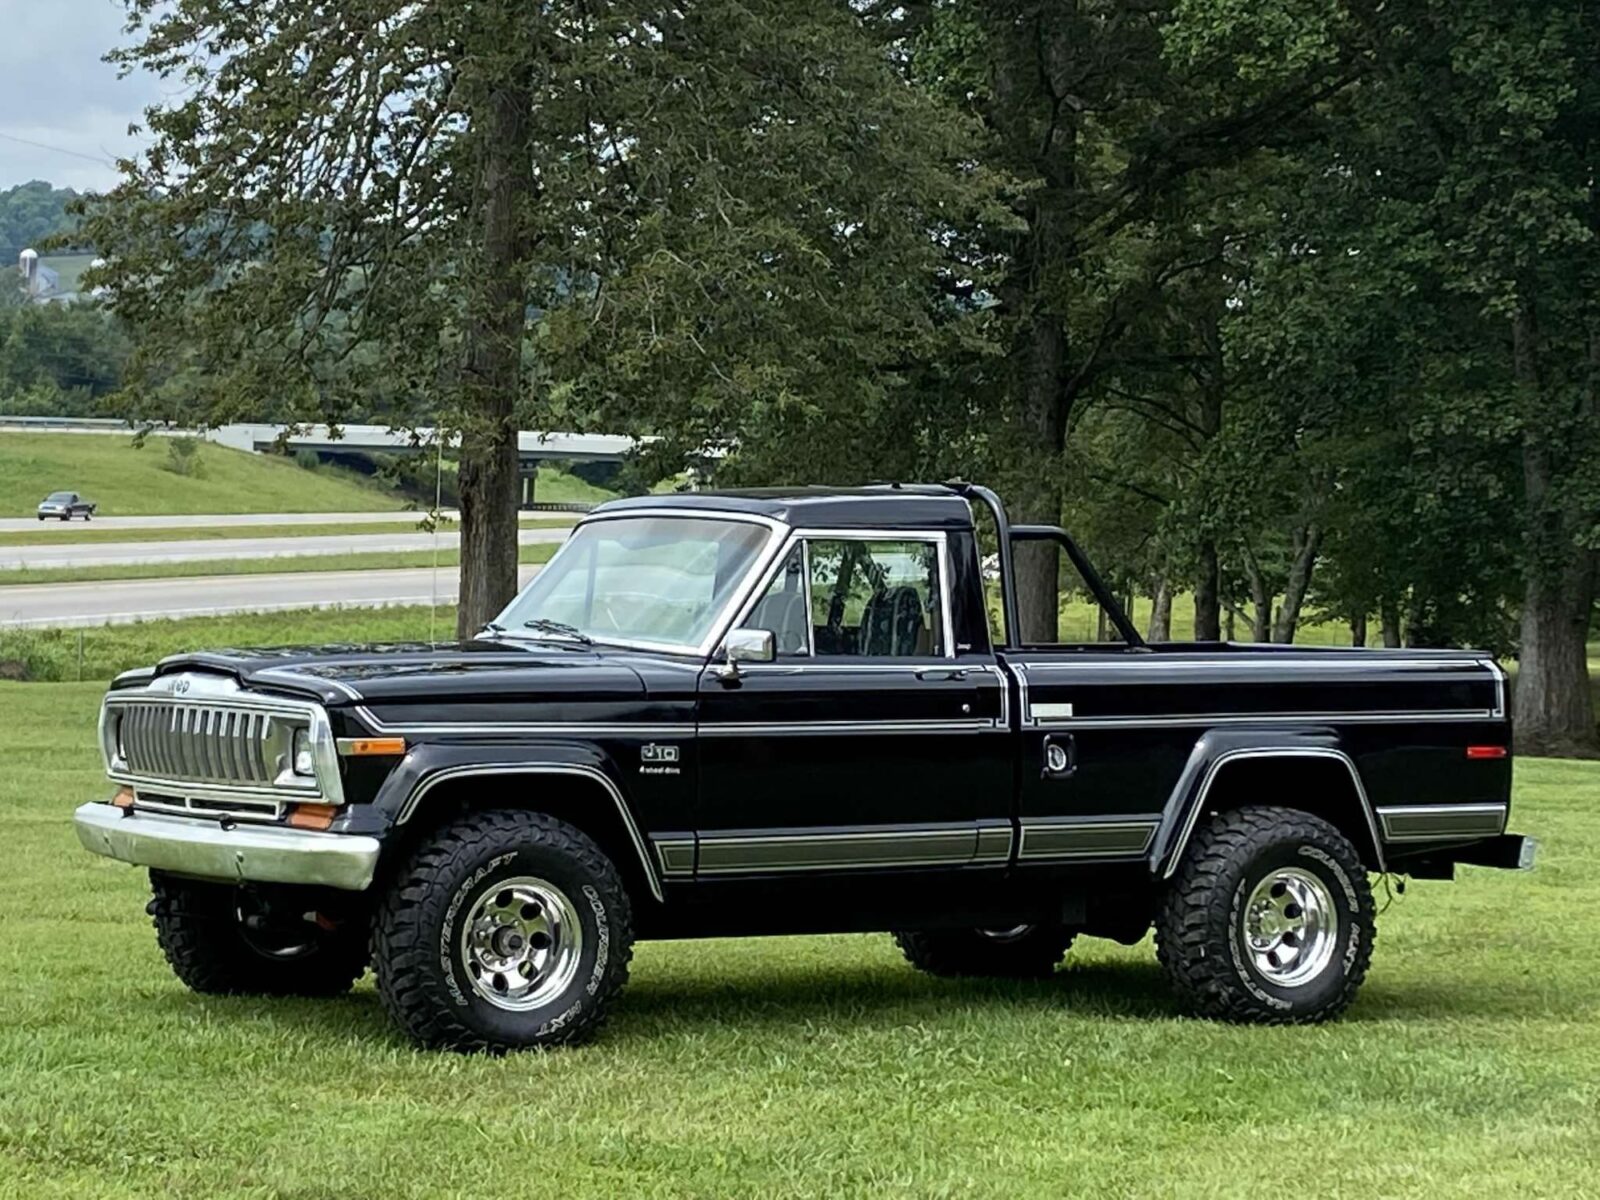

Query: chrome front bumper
73,802,381,891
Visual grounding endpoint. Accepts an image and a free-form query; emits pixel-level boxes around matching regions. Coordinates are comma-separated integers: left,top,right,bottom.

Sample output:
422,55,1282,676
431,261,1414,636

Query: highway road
0,509,578,533
2,527,571,570
0,564,545,628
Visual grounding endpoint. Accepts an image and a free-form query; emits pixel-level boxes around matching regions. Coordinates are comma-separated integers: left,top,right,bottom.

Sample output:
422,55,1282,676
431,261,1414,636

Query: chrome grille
100,672,343,808
115,701,282,786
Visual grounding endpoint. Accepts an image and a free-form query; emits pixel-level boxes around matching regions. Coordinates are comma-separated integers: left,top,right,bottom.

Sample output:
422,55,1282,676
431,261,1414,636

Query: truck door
694,532,1011,878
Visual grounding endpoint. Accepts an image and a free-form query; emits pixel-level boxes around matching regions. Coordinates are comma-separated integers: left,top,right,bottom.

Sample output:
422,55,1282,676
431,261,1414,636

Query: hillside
0,433,403,515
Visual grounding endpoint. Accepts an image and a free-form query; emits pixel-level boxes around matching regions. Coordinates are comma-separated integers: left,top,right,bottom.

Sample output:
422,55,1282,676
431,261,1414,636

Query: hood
150,640,658,707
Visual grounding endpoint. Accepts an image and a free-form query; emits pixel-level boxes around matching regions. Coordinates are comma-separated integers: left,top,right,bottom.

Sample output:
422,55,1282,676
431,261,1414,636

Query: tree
83,0,993,637
1173,0,1598,752
0,181,82,262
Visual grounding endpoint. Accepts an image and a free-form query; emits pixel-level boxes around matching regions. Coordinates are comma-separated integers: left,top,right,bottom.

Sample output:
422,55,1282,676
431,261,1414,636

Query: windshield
45,492,72,501
495,515,774,651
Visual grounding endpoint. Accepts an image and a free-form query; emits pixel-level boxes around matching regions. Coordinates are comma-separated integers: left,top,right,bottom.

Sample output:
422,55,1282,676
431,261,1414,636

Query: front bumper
74,802,381,891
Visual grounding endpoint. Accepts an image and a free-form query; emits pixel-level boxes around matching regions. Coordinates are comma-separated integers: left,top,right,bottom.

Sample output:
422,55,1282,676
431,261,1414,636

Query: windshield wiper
479,621,506,638
521,618,594,645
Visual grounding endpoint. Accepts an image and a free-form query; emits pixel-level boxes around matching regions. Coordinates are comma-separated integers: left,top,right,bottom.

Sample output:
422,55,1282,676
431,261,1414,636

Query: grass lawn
0,434,402,516
0,514,573,547
0,607,451,682
0,542,559,589
0,682,1595,1197
0,432,619,517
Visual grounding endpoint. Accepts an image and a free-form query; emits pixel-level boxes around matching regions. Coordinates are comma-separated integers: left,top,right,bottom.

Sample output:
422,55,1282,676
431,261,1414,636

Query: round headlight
292,728,316,777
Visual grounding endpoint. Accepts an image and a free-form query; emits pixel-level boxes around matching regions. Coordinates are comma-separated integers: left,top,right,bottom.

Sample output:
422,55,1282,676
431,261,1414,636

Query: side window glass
739,545,810,656
806,540,944,657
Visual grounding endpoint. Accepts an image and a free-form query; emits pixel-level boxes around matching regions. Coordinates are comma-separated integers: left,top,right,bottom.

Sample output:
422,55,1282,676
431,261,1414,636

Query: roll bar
946,482,1144,650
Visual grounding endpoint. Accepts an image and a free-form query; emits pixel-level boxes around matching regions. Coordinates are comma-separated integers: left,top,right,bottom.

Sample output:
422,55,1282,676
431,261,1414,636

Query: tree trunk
1512,299,1600,755
1147,577,1172,642
456,79,535,640
1012,306,1068,644
1380,600,1402,647
1349,612,1367,647
994,17,1079,647
1242,550,1271,642
1272,524,1321,643
1193,538,1221,640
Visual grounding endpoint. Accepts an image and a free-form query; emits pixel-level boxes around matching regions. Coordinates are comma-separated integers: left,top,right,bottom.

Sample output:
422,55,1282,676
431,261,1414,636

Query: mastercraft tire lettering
1155,806,1376,1024
372,810,634,1052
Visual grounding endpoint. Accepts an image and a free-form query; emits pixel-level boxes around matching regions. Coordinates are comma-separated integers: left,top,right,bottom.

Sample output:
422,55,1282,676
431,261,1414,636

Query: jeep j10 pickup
75,484,1534,1051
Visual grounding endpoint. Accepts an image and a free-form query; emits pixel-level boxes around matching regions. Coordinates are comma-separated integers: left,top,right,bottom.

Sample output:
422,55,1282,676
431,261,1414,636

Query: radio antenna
429,423,444,644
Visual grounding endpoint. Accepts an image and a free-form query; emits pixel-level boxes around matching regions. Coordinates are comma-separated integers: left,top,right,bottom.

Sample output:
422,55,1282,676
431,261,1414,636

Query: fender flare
1149,729,1386,878
375,743,664,904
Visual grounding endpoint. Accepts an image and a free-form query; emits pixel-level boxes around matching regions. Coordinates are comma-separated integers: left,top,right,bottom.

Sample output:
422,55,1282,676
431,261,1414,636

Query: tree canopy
75,0,1600,753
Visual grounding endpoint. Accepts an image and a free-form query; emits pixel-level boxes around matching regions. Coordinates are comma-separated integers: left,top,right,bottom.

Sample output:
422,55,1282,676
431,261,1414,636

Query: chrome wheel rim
459,876,584,1012
977,924,1035,943
1241,866,1339,987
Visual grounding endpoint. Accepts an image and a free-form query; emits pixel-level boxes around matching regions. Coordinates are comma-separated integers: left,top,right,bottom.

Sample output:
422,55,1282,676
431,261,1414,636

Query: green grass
0,434,404,516
0,542,559,589
530,467,620,507
0,607,452,682
0,514,573,547
38,252,97,293
0,684,1596,1197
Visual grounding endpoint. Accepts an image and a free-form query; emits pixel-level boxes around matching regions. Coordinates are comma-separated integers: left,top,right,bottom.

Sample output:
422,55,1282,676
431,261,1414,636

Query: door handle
916,668,968,682
1042,734,1076,778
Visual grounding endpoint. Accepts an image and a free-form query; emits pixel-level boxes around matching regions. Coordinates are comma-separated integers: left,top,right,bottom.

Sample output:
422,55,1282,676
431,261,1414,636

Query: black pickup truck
75,484,1533,1051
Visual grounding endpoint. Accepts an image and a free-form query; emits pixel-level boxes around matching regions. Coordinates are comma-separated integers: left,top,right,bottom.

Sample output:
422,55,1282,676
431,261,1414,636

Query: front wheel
373,810,634,1052
1156,806,1375,1024
147,873,369,996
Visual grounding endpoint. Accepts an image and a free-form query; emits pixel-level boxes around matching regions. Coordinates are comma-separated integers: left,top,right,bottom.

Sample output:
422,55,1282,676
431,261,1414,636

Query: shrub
165,435,205,477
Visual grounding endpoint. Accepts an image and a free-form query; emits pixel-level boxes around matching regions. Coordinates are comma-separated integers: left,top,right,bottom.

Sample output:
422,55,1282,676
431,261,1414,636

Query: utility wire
0,130,119,168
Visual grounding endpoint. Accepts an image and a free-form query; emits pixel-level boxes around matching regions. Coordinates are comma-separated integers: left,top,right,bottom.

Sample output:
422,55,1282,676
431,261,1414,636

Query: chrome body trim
73,802,380,891
1377,803,1509,843
348,707,688,739
1030,711,1500,729
696,825,983,874
395,763,664,903
975,824,1013,863
698,718,994,737
652,837,696,877
1014,657,1497,673
1161,745,1386,878
1017,818,1159,861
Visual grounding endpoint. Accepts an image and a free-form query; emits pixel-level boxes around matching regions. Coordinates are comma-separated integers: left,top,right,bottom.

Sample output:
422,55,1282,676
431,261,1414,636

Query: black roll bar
945,482,1144,650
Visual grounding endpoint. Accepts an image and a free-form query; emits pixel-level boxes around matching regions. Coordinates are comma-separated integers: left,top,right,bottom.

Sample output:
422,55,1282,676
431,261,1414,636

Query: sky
0,0,163,192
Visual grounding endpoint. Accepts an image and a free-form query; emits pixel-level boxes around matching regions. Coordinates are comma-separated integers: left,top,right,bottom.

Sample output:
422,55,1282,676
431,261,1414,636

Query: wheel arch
383,758,664,905
1151,733,1385,878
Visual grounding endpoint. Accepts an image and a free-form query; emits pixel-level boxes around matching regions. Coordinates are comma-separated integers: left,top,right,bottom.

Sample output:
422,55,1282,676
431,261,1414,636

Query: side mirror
718,628,775,681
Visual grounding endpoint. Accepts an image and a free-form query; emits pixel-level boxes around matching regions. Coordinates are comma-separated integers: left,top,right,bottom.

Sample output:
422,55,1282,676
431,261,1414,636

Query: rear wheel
1156,806,1375,1024
147,873,369,996
893,924,1076,979
373,810,634,1053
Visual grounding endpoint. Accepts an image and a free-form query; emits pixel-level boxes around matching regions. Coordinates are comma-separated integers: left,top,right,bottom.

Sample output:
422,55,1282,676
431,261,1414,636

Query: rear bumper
1451,833,1538,871
74,802,381,891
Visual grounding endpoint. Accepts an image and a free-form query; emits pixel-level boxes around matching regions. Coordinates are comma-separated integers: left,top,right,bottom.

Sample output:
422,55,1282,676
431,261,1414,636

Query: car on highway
36,491,96,521
74,483,1533,1052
